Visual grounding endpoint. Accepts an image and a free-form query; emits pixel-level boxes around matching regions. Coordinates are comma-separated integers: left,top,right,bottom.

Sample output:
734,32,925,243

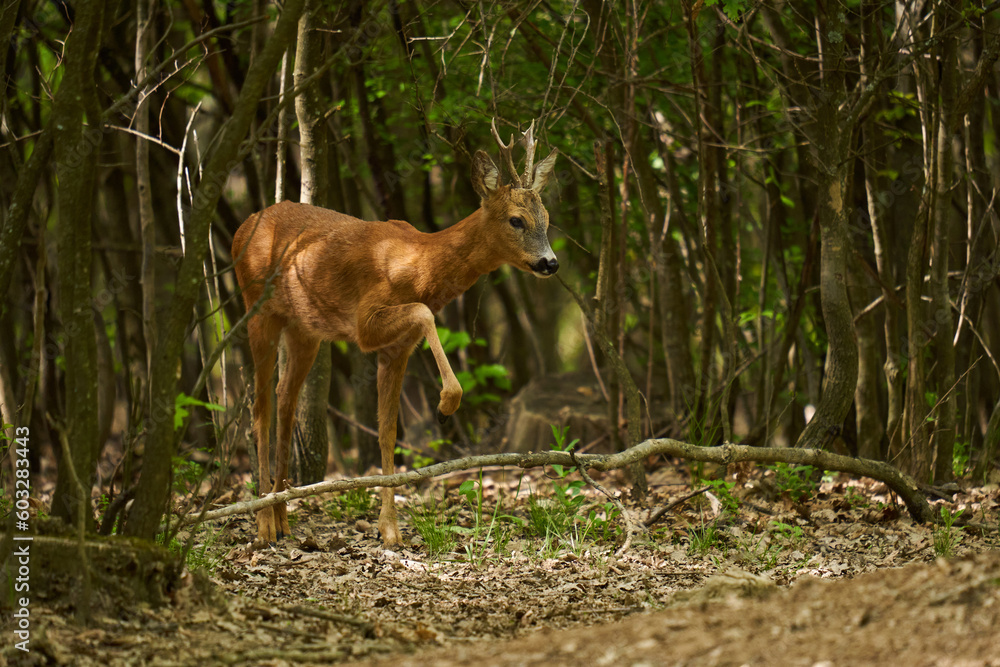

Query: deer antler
491,118,523,188
521,119,537,188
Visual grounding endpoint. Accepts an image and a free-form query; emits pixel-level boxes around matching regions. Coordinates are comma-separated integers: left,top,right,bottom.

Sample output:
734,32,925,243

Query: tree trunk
790,5,858,450
851,254,884,460
862,120,903,461
928,1,960,482
135,0,157,418
584,0,694,424
685,3,733,444
795,158,859,450
285,0,332,485
50,0,106,525
594,140,622,453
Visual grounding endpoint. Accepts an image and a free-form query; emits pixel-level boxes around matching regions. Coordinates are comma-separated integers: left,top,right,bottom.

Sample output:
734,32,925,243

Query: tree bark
925,0,960,482
594,140,622,453
50,0,106,525
0,0,20,106
0,134,53,305
286,0,332,484
763,4,859,451
795,158,859,450
135,0,157,414
685,3,734,444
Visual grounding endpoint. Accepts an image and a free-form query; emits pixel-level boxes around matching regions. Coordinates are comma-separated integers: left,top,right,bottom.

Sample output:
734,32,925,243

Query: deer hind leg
273,325,321,539
375,348,411,546
248,313,284,544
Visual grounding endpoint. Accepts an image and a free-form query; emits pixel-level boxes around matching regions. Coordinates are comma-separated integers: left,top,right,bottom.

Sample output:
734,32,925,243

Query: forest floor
5,461,1000,666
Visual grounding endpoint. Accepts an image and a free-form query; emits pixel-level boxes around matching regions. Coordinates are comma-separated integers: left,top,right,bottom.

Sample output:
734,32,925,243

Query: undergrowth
404,425,622,562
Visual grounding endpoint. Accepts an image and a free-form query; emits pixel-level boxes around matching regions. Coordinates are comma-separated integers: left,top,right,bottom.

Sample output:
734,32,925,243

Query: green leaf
455,370,476,392
704,0,744,21
174,392,225,431
470,392,502,405
459,479,478,506
432,326,472,354
473,363,511,390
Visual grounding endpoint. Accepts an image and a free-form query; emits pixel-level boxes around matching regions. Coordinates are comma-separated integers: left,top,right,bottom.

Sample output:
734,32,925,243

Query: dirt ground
4,463,999,666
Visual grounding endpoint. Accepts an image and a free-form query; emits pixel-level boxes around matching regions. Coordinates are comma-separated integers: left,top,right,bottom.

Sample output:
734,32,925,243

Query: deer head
471,119,559,278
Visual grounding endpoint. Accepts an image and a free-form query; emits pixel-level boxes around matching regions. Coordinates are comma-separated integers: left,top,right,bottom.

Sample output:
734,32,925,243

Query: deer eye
509,216,524,229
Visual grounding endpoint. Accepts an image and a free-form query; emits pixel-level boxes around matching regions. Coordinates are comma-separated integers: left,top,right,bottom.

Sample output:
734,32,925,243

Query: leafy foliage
768,463,819,503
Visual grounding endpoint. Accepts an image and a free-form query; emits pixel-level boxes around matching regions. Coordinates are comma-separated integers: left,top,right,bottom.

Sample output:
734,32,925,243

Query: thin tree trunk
0,1,20,107
965,30,1000,482
135,0,157,416
50,0,106,525
287,0,332,484
584,0,694,424
858,0,898,462
851,258,884,460
787,6,859,450
929,0,960,482
795,158,859,450
594,139,622,453
685,2,733,444
686,1,718,442
901,194,931,477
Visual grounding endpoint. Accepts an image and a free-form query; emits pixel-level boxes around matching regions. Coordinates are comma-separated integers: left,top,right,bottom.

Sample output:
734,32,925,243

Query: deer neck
419,209,501,305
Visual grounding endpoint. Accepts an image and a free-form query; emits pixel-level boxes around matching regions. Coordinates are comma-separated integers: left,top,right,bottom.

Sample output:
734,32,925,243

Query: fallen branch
187,439,937,527
249,601,373,634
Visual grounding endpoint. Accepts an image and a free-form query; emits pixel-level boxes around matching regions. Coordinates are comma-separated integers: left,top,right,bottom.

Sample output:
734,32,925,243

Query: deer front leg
359,303,463,423
360,303,462,546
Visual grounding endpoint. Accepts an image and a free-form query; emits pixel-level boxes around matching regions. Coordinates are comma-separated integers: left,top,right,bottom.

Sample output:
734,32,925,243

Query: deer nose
532,257,559,275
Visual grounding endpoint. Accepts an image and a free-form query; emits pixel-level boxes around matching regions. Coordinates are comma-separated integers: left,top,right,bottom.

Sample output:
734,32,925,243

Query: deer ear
472,150,500,199
531,151,557,192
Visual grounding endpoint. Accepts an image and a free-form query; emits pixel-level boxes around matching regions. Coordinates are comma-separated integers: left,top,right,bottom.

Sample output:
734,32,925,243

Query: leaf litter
5,463,999,666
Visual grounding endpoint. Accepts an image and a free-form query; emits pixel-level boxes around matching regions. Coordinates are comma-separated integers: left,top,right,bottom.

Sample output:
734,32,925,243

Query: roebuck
233,121,559,546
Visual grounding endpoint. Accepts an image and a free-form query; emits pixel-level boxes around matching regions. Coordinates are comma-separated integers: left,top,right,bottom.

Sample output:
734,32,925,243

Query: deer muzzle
530,256,559,277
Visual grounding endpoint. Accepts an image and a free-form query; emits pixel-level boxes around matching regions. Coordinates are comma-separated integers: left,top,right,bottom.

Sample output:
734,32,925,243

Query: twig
250,601,374,634
327,406,411,451
580,310,609,402
644,485,711,528
104,125,183,155
219,648,345,664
